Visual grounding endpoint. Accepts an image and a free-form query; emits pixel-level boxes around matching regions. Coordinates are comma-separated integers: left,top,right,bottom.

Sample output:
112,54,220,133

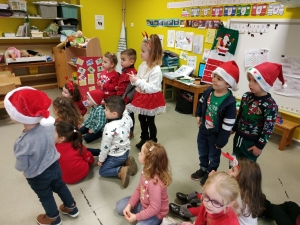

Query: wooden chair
0,83,16,109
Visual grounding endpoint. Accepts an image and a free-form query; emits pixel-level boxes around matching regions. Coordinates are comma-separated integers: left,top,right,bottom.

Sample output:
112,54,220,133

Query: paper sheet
245,49,269,67
175,31,185,49
205,29,216,44
187,56,197,70
179,51,188,61
167,30,175,48
182,32,194,51
193,35,204,54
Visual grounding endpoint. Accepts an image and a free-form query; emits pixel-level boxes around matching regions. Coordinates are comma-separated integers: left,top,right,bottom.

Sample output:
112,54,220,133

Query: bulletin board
75,56,103,101
228,19,300,116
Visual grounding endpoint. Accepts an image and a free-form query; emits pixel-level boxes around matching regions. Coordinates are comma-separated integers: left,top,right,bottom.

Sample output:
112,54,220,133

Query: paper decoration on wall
175,31,185,49
202,49,211,62
180,20,186,27
147,19,180,27
200,7,211,16
245,49,269,67
205,29,216,44
236,5,251,16
193,35,204,54
202,27,239,84
191,7,200,17
251,3,268,16
212,6,223,17
167,30,175,48
95,15,104,30
267,3,285,16
230,23,269,33
182,8,190,17
224,5,237,16
183,32,194,51
179,51,188,61
187,56,197,69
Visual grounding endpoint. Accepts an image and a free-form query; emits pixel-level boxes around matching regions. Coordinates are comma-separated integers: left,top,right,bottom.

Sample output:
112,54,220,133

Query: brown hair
52,97,83,127
236,158,265,218
143,34,163,68
121,48,137,62
105,96,125,117
64,81,82,102
55,121,84,154
143,141,172,187
104,52,118,68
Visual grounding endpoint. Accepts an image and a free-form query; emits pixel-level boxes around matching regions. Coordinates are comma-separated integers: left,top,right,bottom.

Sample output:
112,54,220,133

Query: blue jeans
26,161,75,218
79,126,103,143
99,150,129,177
197,125,222,172
116,196,162,225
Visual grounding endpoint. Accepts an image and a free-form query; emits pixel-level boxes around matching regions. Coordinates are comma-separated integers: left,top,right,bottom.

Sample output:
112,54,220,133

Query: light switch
131,23,134,27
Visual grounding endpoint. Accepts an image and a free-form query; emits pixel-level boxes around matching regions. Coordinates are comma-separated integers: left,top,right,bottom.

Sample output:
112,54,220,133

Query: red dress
74,100,87,116
97,70,119,99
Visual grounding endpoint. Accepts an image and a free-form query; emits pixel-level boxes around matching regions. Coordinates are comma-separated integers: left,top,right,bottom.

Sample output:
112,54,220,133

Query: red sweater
74,100,87,116
98,70,119,99
194,204,240,225
117,66,137,96
55,142,94,184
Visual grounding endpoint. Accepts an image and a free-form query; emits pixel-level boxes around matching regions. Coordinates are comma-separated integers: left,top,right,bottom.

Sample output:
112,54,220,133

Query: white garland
127,105,166,116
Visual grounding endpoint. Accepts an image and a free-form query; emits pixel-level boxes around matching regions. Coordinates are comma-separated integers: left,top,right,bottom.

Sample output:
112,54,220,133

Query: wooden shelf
0,16,67,20
0,37,59,40
67,61,77,67
19,72,56,80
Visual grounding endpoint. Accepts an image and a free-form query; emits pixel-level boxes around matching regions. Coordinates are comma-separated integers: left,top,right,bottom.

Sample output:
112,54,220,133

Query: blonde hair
143,34,163,68
104,52,118,69
202,172,241,213
143,141,172,187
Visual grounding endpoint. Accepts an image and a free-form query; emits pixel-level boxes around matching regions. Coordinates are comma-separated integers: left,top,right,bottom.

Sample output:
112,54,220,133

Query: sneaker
191,169,206,180
135,139,147,150
200,172,209,186
118,166,129,188
59,203,79,218
125,156,138,176
37,214,62,225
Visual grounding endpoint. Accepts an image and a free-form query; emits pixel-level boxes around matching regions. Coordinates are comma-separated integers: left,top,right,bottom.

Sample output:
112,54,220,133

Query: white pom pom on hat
4,86,55,126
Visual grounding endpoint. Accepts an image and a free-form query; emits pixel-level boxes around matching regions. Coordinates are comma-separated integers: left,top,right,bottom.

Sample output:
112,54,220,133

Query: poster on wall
95,15,104,30
167,30,175,48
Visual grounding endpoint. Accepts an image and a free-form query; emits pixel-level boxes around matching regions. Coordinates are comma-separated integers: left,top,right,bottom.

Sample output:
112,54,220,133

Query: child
116,141,172,224
55,121,94,184
178,172,240,225
62,81,87,116
4,87,79,225
92,96,137,188
117,48,137,139
171,154,265,225
52,96,83,127
192,60,240,186
127,33,166,149
232,62,283,161
97,52,119,100
79,89,106,143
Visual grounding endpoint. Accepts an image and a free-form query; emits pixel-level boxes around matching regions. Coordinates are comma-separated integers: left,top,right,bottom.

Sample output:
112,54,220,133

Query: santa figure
218,34,231,56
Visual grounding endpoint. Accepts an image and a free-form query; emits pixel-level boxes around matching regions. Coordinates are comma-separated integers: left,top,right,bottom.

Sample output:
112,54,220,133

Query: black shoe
191,169,206,180
176,192,189,204
169,203,190,221
200,172,209,186
176,192,200,206
135,139,147,150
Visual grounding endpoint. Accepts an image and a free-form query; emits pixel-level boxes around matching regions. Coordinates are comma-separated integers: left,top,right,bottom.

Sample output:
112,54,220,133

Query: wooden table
275,120,300,150
163,77,210,116
0,77,22,87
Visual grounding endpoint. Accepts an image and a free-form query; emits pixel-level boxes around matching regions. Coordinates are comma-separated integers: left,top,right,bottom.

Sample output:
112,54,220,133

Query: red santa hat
4,87,55,126
247,62,285,92
87,89,104,105
212,60,240,91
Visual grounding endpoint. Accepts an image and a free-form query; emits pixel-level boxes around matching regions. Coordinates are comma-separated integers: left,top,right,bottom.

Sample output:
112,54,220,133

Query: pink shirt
128,171,169,221
7,47,21,58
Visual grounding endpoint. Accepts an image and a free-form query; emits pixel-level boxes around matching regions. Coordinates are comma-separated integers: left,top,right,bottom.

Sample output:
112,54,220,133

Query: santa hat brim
87,92,98,105
247,68,271,92
213,67,238,91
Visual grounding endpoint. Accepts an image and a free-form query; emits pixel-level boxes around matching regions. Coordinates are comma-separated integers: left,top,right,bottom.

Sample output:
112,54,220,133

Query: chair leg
286,128,295,146
278,129,289,151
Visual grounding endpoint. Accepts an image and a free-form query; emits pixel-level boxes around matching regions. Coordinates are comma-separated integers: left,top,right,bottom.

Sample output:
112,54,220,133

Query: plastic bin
28,66,38,75
58,4,78,19
33,3,58,18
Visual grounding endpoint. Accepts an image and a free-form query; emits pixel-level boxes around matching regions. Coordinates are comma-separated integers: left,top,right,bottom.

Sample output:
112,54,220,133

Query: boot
135,139,147,150
118,166,129,188
176,191,200,206
125,156,138,176
169,203,193,221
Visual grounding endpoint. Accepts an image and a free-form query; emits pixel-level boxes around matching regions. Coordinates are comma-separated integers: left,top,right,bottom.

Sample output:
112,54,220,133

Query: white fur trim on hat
87,92,97,105
213,67,238,91
247,67,271,92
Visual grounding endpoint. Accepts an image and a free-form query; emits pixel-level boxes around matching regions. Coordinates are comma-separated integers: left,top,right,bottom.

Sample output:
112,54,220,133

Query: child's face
62,87,72,98
138,145,146,165
228,166,240,179
54,130,64,144
104,105,117,119
140,42,150,62
202,186,225,214
212,73,230,92
102,56,114,70
86,96,96,107
120,54,134,68
247,73,266,96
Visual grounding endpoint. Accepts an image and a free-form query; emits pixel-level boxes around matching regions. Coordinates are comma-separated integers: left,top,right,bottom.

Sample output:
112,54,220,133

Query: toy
5,47,42,60
56,30,89,49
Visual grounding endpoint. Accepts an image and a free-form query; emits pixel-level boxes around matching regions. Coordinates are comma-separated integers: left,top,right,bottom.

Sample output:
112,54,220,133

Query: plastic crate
28,66,38,75
57,4,78,19
162,56,179,67
34,3,57,18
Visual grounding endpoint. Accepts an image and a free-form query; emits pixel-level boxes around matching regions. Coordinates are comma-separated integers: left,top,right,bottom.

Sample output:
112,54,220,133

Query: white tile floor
0,88,299,225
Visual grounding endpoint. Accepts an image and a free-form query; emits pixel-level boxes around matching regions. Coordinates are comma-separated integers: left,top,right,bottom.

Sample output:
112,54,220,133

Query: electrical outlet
131,23,134,27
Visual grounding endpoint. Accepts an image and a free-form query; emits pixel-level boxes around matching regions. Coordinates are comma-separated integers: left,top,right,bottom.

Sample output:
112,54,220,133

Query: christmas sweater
98,109,132,163
196,86,236,148
97,70,119,99
82,105,106,133
232,92,278,150
117,65,137,100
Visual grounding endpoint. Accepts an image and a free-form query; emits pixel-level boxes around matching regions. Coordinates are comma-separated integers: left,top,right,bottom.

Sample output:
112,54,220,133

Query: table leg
193,92,198,117
278,129,289,151
286,128,295,146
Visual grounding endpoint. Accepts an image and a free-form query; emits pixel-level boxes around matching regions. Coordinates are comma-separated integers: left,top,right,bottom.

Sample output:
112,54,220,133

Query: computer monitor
198,62,205,79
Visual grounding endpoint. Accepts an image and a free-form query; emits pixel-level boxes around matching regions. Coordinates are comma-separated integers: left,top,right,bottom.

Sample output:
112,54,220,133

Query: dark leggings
138,114,157,142
130,112,135,132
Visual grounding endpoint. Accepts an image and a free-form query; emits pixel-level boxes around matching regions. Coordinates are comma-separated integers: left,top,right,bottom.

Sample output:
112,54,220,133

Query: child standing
97,52,119,100
55,121,94,184
52,97,83,127
232,62,283,161
127,34,166,149
62,81,87,116
116,141,172,225
117,48,137,139
94,96,137,188
79,90,106,143
192,60,240,186
4,87,79,225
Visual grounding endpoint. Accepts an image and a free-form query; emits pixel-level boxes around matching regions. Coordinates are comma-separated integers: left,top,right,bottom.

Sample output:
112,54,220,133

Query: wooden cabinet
53,37,102,88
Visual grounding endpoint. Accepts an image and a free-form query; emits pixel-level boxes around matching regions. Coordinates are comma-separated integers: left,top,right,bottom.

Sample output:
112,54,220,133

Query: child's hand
215,145,221,149
115,86,118,90
128,72,138,83
196,117,201,127
125,212,137,223
97,80,102,86
98,161,102,167
123,204,132,218
209,170,216,177
248,146,262,156
88,129,93,134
